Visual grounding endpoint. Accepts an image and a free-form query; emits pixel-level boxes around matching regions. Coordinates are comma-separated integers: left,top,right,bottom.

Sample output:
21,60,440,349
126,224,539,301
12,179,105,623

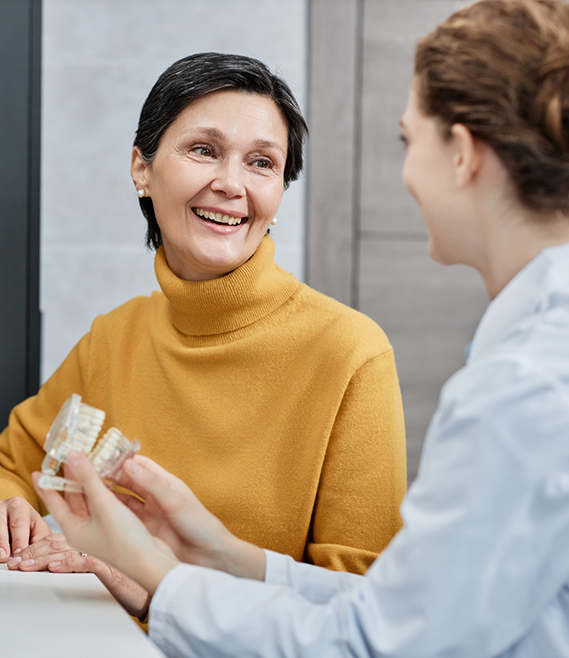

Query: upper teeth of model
194,208,243,225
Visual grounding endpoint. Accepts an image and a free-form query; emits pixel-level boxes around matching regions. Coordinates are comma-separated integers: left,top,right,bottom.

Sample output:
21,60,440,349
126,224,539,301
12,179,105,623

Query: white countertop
0,564,165,658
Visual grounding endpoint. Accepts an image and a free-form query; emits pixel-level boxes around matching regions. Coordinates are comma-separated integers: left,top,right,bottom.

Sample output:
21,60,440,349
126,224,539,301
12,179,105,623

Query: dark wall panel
0,0,41,427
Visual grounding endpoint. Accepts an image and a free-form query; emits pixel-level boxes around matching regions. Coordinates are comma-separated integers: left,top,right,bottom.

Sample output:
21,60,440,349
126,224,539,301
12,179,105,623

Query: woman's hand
115,455,266,580
32,452,180,596
7,533,151,618
0,497,51,561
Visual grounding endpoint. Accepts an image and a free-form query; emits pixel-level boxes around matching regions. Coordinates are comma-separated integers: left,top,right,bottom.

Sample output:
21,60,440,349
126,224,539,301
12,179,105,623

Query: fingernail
20,559,35,568
49,561,61,568
0,548,6,559
13,548,22,556
67,451,83,467
125,459,140,474
8,556,22,566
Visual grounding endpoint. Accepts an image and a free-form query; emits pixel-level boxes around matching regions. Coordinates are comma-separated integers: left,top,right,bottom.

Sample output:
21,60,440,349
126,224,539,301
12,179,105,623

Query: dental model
89,427,139,480
37,394,140,493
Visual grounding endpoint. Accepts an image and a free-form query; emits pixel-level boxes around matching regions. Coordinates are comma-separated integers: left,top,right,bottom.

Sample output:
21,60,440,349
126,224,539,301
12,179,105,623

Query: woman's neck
479,206,569,299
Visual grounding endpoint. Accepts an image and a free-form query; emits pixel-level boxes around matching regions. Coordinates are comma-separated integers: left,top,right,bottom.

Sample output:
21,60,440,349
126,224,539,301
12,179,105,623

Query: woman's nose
210,158,245,197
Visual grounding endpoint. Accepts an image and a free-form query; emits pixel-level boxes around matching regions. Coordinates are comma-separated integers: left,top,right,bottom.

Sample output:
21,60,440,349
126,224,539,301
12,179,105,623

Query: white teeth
194,208,243,226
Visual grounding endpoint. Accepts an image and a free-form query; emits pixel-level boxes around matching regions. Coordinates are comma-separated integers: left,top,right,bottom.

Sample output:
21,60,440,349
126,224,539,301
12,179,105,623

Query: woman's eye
192,146,214,157
252,158,273,169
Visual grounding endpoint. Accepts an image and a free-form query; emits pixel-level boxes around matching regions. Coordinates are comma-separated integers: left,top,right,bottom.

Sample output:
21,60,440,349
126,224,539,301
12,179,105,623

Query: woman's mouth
193,207,248,226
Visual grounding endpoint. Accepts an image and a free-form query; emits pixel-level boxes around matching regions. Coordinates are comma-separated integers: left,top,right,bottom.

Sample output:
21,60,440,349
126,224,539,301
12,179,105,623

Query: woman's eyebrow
181,129,285,156
187,126,224,139
252,139,286,157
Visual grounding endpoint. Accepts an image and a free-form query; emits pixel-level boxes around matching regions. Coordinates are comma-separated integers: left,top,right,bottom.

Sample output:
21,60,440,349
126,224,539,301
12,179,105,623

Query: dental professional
36,0,569,656
0,53,407,617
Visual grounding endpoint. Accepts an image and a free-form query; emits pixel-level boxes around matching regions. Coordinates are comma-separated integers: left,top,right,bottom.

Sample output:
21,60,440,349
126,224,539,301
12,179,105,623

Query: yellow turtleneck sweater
0,237,406,574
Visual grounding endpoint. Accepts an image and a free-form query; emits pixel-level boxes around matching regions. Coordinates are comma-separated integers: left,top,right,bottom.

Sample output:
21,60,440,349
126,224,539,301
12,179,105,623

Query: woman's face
400,80,474,266
132,90,288,281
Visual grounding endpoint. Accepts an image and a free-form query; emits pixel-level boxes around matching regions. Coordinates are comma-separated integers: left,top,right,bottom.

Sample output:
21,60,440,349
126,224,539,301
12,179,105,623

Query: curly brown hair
415,0,569,213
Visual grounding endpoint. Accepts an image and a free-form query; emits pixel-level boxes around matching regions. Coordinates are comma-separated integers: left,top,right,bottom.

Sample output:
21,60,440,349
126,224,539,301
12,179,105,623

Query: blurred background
1,0,489,482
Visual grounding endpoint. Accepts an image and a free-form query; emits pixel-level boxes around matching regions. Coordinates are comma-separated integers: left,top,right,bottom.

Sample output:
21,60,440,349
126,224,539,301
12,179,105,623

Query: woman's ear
131,146,150,193
451,123,483,188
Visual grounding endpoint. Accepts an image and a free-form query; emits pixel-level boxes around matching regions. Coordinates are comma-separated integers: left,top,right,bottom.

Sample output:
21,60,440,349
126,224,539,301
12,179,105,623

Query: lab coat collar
468,242,569,363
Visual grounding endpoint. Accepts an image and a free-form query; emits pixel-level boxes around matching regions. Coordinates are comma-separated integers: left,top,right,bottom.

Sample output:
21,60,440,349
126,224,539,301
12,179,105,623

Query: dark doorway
0,0,41,427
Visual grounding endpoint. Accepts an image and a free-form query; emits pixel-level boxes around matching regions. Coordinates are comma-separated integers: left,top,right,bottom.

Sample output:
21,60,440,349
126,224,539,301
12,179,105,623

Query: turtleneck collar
154,235,301,336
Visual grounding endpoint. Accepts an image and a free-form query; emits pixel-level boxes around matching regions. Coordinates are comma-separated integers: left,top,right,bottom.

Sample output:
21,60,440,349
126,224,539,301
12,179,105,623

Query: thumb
66,451,115,509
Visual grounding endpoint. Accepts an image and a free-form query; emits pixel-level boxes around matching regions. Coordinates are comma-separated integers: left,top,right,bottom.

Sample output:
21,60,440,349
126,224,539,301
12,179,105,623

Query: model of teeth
37,394,140,492
42,394,106,476
89,427,138,480
194,207,244,225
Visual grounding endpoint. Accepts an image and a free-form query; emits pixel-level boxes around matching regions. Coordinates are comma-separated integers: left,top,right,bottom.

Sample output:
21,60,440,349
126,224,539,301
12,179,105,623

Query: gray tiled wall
360,1,489,481
307,0,490,482
41,0,307,381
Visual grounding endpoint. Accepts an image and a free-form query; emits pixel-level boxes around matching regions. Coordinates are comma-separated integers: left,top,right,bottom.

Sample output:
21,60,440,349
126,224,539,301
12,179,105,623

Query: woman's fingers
47,553,99,574
122,457,191,513
36,455,179,593
114,491,145,518
133,454,174,478
0,497,51,561
115,455,175,500
7,532,68,569
29,514,53,545
33,455,113,540
11,548,86,572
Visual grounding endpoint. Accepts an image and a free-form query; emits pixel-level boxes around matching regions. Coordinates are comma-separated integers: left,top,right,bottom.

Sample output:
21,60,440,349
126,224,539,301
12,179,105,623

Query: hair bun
414,0,569,214
535,50,569,151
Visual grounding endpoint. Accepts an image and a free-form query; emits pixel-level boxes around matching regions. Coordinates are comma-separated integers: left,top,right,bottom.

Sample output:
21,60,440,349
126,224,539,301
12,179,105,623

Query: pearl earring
271,217,278,225
137,189,145,198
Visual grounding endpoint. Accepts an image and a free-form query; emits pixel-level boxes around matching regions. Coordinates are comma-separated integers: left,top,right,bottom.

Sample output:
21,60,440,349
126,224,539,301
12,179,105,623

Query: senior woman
36,1,569,656
0,54,407,615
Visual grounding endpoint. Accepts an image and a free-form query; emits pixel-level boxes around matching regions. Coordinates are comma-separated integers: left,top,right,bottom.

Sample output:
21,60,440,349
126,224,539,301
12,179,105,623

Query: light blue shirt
149,243,569,658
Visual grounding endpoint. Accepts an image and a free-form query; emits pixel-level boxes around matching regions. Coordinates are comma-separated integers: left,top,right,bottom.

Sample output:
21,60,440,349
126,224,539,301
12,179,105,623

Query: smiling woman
132,90,288,282
0,53,407,622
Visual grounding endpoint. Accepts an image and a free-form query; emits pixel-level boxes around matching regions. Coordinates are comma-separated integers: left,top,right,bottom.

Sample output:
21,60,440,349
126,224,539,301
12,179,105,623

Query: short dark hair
134,52,309,250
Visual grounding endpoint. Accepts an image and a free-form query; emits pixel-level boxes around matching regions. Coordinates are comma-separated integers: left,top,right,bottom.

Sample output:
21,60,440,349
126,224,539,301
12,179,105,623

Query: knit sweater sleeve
305,349,407,574
0,330,92,511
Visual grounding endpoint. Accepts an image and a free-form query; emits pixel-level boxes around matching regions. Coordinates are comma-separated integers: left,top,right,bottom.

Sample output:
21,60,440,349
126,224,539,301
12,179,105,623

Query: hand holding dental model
34,453,180,595
33,452,266,596
29,393,264,586
27,392,264,595
7,394,154,618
